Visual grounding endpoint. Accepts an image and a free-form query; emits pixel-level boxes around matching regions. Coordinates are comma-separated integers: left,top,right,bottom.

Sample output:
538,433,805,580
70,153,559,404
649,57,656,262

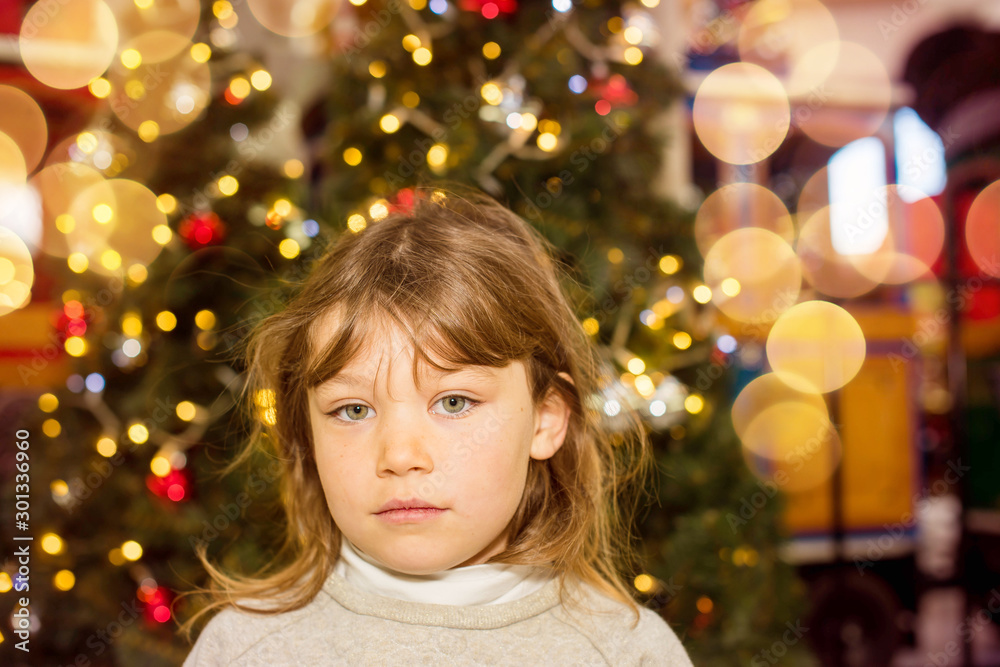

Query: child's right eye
329,404,373,422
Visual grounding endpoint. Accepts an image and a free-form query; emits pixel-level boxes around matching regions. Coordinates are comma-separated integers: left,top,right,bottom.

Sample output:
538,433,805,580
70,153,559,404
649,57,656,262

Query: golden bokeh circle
68,179,167,275
813,185,945,290
108,40,211,135
965,179,1000,279
797,166,829,223
703,227,801,323
693,63,790,165
694,182,795,257
104,179,168,269
46,130,152,182
731,372,829,440
766,300,866,394
31,162,108,258
0,131,27,183
738,0,839,77
787,41,891,148
119,29,194,67
741,401,842,493
0,226,34,317
19,0,119,90
0,86,48,173
796,206,884,298
864,184,945,285
247,0,340,37
114,0,201,62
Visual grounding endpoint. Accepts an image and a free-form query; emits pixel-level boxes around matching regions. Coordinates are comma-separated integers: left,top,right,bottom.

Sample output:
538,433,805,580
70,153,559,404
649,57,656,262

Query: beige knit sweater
183,572,694,665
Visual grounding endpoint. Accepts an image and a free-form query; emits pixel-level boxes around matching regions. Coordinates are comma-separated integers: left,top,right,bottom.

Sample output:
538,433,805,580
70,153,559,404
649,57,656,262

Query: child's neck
332,538,553,606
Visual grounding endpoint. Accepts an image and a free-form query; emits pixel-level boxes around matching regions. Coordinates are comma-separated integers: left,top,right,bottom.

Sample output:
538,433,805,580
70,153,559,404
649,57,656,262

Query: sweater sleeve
182,604,290,667
554,586,695,666
183,612,229,667
182,609,242,667
631,607,695,666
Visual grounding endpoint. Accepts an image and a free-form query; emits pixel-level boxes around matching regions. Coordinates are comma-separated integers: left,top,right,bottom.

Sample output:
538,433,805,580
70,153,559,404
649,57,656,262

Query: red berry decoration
139,585,174,624
590,74,638,107
460,0,517,15
178,212,227,248
388,187,418,215
146,467,192,503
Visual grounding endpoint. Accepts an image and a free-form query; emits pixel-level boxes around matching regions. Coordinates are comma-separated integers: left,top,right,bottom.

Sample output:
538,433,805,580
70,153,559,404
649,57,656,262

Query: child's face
307,315,569,575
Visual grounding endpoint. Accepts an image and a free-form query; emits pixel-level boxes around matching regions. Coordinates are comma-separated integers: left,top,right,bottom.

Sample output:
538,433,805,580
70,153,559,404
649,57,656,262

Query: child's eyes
328,395,480,423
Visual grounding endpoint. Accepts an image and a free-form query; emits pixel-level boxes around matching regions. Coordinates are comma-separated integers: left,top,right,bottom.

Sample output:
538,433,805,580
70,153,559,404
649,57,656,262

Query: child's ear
529,372,573,461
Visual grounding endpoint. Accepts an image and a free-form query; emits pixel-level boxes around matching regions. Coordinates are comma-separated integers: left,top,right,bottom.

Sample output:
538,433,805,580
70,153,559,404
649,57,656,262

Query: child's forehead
310,307,431,362
308,307,508,383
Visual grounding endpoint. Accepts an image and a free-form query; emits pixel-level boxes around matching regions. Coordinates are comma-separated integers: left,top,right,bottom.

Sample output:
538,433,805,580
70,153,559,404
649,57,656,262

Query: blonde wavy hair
178,185,653,639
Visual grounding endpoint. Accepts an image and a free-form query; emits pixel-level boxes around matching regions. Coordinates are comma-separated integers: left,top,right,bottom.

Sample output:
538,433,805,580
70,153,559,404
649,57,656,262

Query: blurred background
1,0,999,665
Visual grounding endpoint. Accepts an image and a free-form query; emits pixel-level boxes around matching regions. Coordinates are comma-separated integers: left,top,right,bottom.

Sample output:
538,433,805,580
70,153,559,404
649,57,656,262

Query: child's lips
375,507,447,524
375,498,447,523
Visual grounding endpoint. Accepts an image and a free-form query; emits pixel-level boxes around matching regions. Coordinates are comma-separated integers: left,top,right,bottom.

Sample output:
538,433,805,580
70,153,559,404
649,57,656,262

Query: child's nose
375,417,434,477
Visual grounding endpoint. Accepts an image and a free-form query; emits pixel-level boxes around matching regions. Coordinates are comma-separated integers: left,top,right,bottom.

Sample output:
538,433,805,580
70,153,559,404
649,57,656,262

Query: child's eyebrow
318,366,500,390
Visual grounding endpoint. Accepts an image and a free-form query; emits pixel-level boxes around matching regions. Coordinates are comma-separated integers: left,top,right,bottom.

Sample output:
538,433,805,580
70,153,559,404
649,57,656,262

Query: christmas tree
2,0,809,664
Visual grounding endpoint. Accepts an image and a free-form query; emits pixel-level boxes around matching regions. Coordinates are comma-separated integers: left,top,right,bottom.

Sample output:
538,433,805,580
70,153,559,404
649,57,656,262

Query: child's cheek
452,437,475,463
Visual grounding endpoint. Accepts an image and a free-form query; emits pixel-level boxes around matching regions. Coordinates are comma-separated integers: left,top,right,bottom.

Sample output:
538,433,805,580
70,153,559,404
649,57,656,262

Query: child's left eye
432,395,480,417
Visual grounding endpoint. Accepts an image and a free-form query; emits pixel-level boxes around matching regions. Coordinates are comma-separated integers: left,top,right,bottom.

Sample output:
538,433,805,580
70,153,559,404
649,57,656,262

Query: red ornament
709,347,729,365
52,299,92,343
139,585,174,624
589,74,638,107
388,187,418,215
223,87,244,106
265,210,284,230
146,468,192,502
459,0,517,14
178,212,227,248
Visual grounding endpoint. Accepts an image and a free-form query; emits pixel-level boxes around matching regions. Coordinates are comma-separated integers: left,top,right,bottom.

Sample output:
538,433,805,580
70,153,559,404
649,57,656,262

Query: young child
180,186,693,665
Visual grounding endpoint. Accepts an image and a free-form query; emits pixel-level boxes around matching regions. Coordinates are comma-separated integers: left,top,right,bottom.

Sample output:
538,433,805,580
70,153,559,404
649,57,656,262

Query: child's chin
374,549,469,576
384,555,454,575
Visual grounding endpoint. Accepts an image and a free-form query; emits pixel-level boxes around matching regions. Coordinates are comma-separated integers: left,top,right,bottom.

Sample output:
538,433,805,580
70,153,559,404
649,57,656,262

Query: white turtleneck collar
331,538,554,606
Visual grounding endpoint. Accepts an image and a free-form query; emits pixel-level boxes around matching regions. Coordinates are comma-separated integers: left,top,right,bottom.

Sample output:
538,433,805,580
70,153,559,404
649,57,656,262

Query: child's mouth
376,507,447,523
375,498,447,523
